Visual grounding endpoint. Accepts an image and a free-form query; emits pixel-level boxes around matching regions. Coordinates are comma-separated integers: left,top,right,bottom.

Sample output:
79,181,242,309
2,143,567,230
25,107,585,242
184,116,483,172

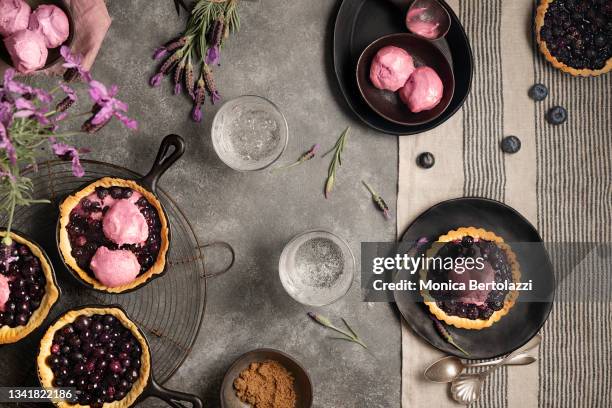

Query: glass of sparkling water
279,230,355,306
211,95,288,171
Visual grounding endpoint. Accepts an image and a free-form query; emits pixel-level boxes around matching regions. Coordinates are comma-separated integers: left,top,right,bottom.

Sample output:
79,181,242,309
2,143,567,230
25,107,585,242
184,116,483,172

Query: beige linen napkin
399,0,611,406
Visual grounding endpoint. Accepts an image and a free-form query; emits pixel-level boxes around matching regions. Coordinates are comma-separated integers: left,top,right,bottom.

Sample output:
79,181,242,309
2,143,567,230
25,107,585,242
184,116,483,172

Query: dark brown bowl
0,0,75,72
220,348,313,408
356,33,455,126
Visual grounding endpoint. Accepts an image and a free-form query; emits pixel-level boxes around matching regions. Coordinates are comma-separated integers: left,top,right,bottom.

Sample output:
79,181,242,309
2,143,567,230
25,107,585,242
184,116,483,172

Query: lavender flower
205,46,220,66
14,98,49,125
3,69,51,102
0,123,16,165
55,84,77,113
86,81,138,130
191,77,206,122
185,60,195,99
153,37,188,61
174,61,185,95
152,47,168,61
205,19,224,65
150,52,182,88
51,142,87,177
203,65,220,104
60,46,92,82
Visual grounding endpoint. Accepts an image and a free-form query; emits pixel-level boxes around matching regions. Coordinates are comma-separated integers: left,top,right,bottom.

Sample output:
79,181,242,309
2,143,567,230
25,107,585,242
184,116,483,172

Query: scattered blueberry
416,152,435,169
547,106,568,125
501,136,522,154
528,84,548,101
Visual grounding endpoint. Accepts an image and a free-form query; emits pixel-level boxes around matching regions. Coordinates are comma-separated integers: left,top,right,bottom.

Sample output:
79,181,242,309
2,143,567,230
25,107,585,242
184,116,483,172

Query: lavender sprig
324,127,349,198
307,312,367,349
274,144,319,170
430,316,469,356
362,180,390,220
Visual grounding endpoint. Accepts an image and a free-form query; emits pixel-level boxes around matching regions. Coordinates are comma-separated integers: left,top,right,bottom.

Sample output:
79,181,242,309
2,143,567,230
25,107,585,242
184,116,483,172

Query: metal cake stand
0,160,208,391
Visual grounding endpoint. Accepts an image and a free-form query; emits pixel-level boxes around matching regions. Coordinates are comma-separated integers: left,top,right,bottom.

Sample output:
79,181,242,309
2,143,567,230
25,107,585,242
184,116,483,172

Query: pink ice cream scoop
406,7,441,39
0,0,31,37
102,200,149,246
369,46,415,92
0,274,10,312
3,29,48,73
448,260,495,306
28,4,69,48
90,247,141,288
399,66,444,113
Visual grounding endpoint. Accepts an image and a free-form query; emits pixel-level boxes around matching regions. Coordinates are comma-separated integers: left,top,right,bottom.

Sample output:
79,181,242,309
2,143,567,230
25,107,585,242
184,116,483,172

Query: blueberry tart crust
58,177,170,293
420,227,521,330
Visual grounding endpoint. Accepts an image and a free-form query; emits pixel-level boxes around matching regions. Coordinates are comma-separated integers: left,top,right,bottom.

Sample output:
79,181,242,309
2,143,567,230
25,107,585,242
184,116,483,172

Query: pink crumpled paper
0,0,111,76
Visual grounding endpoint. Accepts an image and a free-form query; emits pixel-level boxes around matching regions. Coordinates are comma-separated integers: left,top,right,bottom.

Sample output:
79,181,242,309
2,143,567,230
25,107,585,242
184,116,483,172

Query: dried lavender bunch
362,180,390,220
150,0,240,122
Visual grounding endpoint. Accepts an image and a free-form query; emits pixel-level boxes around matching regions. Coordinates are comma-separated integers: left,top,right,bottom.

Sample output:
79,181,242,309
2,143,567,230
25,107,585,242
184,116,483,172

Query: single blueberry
501,136,522,154
528,83,548,101
416,152,435,169
547,106,568,125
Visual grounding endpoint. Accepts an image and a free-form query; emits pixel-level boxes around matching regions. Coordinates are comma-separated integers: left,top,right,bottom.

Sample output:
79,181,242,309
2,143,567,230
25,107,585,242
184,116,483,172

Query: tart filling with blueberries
58,177,170,293
420,227,521,330
535,0,612,76
37,307,150,408
0,230,59,344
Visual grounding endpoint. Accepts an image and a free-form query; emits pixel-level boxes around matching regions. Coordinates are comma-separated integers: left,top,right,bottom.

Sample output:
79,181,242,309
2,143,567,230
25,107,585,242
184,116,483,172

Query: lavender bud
208,18,224,47
81,116,110,133
203,65,219,100
160,52,181,75
185,61,195,99
63,68,79,82
56,96,74,113
174,61,185,95
165,36,188,52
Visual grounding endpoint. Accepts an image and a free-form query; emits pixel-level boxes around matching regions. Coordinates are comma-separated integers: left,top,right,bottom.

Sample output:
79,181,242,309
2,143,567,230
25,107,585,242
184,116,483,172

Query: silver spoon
450,335,542,404
424,353,536,383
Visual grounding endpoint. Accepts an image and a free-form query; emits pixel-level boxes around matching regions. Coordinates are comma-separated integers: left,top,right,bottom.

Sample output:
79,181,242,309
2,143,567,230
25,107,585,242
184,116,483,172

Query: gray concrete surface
34,0,401,406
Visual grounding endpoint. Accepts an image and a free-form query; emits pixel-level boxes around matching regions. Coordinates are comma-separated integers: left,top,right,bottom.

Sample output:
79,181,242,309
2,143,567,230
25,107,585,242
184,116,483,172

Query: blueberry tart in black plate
420,227,521,330
536,0,612,76
0,230,59,344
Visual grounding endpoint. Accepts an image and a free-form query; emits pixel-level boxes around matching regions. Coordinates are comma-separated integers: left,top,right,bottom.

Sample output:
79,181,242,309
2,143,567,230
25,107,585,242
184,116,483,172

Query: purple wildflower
87,81,138,130
205,46,220,65
174,62,185,95
14,98,49,124
55,83,77,113
60,46,92,82
153,47,168,60
185,61,195,99
203,65,221,104
51,142,89,177
0,101,12,127
191,78,206,123
149,73,163,87
0,123,16,165
2,69,51,102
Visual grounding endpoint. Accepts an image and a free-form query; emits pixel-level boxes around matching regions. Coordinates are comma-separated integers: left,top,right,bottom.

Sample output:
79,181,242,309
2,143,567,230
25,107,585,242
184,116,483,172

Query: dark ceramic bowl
356,33,455,126
220,348,313,408
0,0,75,72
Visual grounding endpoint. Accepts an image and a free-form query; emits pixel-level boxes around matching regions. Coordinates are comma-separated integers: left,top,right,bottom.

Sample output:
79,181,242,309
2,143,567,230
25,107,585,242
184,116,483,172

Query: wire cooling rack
0,160,207,389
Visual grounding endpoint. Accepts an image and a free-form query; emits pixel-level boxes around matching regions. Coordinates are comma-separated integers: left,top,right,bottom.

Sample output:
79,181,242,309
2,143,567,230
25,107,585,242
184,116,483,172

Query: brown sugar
233,360,297,408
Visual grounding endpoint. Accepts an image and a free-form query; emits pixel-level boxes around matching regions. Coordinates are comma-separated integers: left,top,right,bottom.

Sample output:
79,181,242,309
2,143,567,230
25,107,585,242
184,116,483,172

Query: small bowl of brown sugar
220,348,313,408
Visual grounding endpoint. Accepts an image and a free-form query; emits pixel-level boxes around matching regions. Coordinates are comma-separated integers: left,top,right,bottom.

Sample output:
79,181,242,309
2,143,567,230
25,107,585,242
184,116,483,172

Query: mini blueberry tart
420,227,521,330
535,0,612,76
0,230,59,344
57,177,170,293
37,306,150,408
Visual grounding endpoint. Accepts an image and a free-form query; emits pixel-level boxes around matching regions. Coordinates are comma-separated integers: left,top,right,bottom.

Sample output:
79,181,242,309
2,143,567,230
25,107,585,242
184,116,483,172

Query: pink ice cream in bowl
356,33,455,126
0,0,73,73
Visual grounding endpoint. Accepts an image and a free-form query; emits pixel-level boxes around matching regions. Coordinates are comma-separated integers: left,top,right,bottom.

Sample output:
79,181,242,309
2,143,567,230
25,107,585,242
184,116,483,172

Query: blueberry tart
58,178,169,293
0,230,59,344
420,227,521,330
37,306,150,408
535,0,612,76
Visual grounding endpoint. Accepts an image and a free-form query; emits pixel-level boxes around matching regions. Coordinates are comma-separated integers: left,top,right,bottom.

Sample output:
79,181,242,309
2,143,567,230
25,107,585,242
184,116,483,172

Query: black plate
395,198,554,359
333,0,473,135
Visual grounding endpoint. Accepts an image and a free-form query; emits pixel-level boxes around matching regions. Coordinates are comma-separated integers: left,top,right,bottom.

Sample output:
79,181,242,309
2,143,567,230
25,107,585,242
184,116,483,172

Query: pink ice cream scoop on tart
90,247,140,288
399,66,444,113
0,274,10,312
3,29,48,73
28,4,69,48
0,0,31,37
102,200,149,246
369,46,415,92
